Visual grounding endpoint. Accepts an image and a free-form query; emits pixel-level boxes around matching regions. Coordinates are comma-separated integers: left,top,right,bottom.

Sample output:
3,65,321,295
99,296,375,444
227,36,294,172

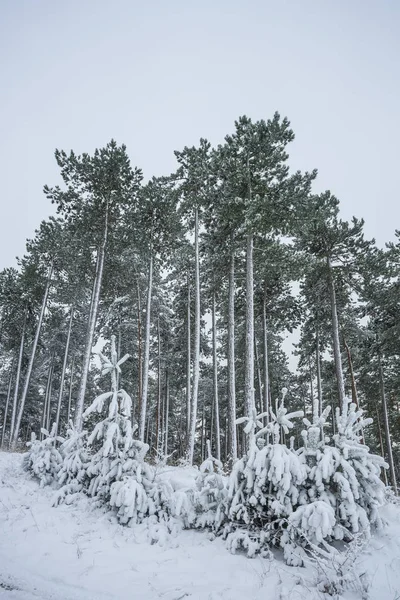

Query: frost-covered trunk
262,291,270,421
315,321,323,417
186,207,200,464
327,256,345,410
156,314,161,454
254,331,263,414
212,292,220,461
245,232,255,418
378,352,397,494
186,270,191,441
136,279,142,421
164,368,169,456
66,355,75,425
9,316,26,448
227,249,237,460
12,263,53,448
75,207,108,431
1,364,14,448
55,308,73,435
139,252,153,441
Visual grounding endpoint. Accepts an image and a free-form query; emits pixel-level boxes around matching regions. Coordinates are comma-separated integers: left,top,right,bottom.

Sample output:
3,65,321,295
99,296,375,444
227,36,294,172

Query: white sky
1,0,399,270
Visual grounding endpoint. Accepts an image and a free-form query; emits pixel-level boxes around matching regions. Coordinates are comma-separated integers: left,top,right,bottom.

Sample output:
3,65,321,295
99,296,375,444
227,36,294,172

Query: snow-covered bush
23,423,63,487
53,422,89,505
193,440,227,529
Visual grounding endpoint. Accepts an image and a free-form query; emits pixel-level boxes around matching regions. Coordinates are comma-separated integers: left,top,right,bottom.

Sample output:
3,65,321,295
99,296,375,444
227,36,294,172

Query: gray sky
1,0,399,270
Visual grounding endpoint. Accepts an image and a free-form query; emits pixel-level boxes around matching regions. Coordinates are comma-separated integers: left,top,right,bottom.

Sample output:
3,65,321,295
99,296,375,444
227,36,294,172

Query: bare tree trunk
316,321,323,417
45,357,55,432
139,252,153,441
254,331,263,414
245,232,255,419
212,292,221,461
378,351,397,493
164,368,169,456
9,316,26,448
75,207,108,431
12,263,53,448
156,313,161,454
1,363,14,448
327,256,345,410
262,290,270,421
136,280,142,422
200,399,205,462
227,248,237,460
55,308,73,435
41,354,54,438
187,207,200,464
375,403,388,486
66,355,75,425
343,338,358,407
310,361,317,421
186,270,191,441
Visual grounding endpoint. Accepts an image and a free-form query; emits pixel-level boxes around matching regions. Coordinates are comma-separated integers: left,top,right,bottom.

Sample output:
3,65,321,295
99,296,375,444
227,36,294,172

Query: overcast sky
1,0,399,271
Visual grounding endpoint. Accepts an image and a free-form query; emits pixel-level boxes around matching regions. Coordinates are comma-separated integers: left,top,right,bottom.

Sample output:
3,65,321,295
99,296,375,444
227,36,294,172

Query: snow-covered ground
1,452,400,600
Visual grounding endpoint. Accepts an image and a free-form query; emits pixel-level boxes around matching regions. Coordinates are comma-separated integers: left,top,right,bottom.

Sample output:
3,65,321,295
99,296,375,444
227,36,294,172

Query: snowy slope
1,451,400,600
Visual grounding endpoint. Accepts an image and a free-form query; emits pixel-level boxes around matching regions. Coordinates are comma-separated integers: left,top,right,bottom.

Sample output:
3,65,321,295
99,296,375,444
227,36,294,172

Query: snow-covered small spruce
23,423,63,487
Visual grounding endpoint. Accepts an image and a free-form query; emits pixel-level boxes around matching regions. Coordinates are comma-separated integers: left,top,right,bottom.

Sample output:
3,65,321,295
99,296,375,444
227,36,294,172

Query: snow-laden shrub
193,441,227,529
298,397,388,543
23,423,63,487
219,391,306,555
53,422,89,505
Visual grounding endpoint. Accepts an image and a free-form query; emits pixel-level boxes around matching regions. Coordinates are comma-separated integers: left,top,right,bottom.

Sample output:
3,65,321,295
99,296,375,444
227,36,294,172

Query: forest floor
1,451,400,600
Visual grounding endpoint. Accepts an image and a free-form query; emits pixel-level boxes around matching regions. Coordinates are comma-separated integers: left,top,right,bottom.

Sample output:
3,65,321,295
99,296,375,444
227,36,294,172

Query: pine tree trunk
310,361,318,422
254,331,263,414
164,368,169,456
343,337,358,407
316,321,323,417
75,207,108,431
375,403,389,486
66,355,75,425
45,358,55,432
12,263,53,448
327,256,345,410
187,207,200,464
227,248,237,460
262,290,270,421
41,353,54,438
378,351,397,494
139,252,153,441
9,316,26,448
245,232,255,419
55,308,73,435
1,363,14,448
136,280,142,422
212,293,221,461
186,270,191,441
156,313,161,454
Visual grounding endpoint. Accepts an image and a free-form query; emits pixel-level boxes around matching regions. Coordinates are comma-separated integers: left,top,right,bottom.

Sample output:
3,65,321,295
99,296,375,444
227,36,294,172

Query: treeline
0,114,398,490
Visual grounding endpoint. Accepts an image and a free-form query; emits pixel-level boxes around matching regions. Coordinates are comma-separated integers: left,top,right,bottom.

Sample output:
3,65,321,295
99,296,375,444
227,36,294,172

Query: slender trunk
343,338,358,407
254,331,263,414
136,280,142,421
186,270,191,441
1,363,14,448
55,308,73,435
212,293,221,461
327,256,345,410
375,403,388,486
187,207,200,464
316,321,323,417
116,318,122,390
164,368,169,456
200,399,205,462
139,252,153,441
378,351,397,493
156,314,161,454
262,290,270,421
245,233,255,418
227,248,237,460
66,355,75,425
310,361,317,421
9,316,26,447
41,354,54,438
12,263,53,448
45,357,55,432
75,206,109,431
